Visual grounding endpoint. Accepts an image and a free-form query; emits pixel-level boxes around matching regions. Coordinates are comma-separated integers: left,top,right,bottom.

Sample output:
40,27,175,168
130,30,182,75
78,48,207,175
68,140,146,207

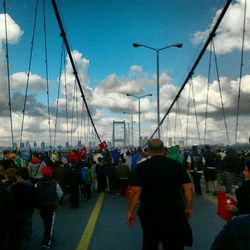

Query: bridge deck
29,191,225,250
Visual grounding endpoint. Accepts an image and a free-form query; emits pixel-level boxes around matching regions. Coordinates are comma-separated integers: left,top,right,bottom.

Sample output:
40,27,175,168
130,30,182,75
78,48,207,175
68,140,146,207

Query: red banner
98,141,107,150
217,191,238,221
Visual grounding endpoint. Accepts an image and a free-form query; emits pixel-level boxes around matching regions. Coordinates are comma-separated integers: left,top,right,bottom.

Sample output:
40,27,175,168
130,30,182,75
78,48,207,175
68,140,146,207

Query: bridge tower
112,120,127,148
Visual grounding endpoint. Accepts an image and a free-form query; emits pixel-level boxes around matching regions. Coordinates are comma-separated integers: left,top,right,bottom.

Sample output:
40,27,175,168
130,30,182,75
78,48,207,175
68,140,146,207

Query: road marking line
76,192,105,250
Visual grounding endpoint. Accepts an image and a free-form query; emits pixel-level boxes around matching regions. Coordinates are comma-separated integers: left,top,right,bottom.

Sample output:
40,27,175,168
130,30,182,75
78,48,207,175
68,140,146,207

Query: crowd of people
0,143,250,249
0,146,135,249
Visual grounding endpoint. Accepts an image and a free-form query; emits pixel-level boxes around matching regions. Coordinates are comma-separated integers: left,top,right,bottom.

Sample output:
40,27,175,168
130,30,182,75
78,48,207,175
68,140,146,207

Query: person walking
116,158,131,196
127,139,193,250
28,152,46,185
65,160,83,209
203,145,219,195
36,166,63,249
9,167,38,250
187,145,204,196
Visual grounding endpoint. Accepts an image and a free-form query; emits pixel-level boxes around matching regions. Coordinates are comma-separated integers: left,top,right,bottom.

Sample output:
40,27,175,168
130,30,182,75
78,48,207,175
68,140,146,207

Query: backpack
36,179,57,206
81,167,92,185
191,153,203,171
81,167,87,181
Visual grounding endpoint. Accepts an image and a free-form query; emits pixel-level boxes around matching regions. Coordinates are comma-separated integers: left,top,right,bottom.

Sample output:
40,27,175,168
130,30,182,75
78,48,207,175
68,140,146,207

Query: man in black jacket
127,139,193,250
36,166,63,249
9,167,38,250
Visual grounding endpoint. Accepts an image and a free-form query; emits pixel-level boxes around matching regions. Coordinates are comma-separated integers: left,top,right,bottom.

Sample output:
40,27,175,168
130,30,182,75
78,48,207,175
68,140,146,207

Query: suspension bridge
1,1,250,250
0,0,249,151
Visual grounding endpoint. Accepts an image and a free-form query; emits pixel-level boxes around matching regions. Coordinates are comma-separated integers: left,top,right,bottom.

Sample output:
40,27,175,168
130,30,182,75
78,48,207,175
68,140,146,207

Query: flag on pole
98,141,107,150
217,191,238,221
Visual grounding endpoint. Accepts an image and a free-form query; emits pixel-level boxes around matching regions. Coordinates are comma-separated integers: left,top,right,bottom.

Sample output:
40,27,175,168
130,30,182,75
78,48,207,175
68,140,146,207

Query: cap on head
41,166,53,176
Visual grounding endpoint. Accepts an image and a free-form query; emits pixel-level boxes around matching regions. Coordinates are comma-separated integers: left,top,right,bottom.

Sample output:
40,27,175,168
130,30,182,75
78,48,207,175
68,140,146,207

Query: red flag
98,141,107,150
217,191,238,221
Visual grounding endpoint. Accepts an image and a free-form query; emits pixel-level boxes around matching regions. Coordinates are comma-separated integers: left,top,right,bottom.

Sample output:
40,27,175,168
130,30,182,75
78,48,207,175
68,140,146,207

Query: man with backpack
36,166,63,249
187,146,204,196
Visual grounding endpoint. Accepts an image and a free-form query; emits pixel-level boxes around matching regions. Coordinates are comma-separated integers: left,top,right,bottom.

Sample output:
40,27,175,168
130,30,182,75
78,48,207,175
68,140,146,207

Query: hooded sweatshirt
167,145,185,165
28,156,46,179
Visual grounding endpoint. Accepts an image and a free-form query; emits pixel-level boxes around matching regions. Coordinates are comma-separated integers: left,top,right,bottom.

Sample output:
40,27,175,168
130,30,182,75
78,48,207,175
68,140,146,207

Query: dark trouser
0,215,10,250
70,185,80,208
191,171,202,195
82,184,92,200
8,212,33,250
97,174,106,192
138,211,191,250
39,205,56,245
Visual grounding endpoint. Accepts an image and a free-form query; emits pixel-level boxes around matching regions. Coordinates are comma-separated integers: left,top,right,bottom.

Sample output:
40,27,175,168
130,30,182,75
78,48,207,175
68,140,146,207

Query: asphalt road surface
28,190,225,250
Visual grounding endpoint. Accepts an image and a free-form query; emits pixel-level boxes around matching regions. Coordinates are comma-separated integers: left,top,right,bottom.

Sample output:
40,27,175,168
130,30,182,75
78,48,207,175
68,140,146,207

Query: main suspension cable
51,0,102,143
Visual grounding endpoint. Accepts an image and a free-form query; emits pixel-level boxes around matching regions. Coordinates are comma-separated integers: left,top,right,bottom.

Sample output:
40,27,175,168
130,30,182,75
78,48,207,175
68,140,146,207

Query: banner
217,191,238,221
98,141,108,150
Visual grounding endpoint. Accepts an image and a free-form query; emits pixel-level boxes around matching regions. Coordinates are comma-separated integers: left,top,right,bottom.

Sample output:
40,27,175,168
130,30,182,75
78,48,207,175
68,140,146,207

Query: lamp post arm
158,44,181,51
139,44,157,51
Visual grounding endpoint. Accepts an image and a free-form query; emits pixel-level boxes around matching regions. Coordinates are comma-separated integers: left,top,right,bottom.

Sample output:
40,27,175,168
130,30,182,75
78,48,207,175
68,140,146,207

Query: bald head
148,139,164,154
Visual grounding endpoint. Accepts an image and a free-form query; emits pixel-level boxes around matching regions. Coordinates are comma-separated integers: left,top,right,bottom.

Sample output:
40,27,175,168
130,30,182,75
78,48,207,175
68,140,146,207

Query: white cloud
10,72,47,91
192,0,250,53
130,64,143,72
96,73,144,95
0,13,23,44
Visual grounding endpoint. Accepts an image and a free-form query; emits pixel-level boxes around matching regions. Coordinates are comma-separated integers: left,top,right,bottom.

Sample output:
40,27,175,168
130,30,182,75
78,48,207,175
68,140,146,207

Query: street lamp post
126,93,152,147
132,42,182,139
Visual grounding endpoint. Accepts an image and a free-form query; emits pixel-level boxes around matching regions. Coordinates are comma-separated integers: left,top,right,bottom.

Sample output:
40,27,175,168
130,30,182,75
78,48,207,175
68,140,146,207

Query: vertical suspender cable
204,43,213,144
235,0,247,144
166,116,171,146
51,0,102,143
70,79,77,146
80,100,84,143
43,0,52,147
83,108,86,145
63,48,69,144
177,100,184,145
3,0,14,148
212,41,230,145
20,0,39,147
54,42,64,148
174,104,178,145
185,80,191,146
76,88,79,143
87,114,91,146
190,78,201,145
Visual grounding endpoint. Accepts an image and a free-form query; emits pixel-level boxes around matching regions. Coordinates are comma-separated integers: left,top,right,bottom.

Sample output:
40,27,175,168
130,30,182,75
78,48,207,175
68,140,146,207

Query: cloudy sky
0,0,250,148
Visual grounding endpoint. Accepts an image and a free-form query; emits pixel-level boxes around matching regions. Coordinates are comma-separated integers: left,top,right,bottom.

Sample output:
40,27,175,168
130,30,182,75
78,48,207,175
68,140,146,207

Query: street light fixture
126,93,152,147
132,42,183,139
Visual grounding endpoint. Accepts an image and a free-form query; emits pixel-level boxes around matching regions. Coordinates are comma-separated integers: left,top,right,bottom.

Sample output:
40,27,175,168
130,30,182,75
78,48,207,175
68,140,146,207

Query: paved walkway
29,189,226,250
